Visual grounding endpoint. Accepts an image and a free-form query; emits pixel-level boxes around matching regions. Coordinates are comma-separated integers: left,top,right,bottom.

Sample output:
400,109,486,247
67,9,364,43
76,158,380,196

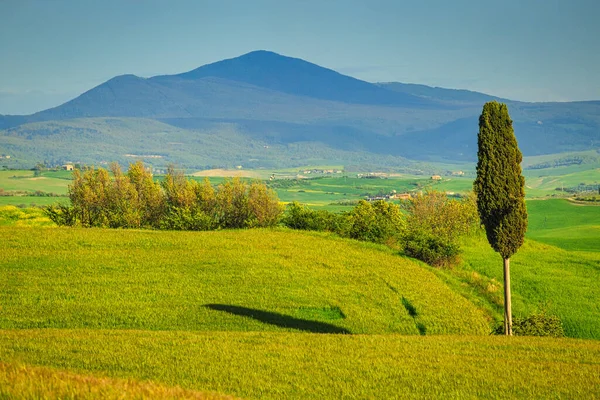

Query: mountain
1,50,599,169
377,82,502,104
155,50,437,107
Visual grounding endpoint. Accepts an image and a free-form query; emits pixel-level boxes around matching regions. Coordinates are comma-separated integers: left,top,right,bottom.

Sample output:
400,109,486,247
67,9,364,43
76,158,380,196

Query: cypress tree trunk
503,257,513,336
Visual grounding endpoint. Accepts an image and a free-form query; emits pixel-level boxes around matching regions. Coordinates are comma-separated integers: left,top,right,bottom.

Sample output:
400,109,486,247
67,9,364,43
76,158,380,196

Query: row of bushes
46,162,480,267
281,191,479,267
45,162,282,230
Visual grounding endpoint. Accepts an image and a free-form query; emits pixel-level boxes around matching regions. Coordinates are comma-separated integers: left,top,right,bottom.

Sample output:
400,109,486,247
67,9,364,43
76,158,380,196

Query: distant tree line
45,161,283,230
526,155,599,170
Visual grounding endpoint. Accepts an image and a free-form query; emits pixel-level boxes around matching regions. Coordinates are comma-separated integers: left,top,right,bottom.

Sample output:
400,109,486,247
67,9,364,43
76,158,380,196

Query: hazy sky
1,0,599,114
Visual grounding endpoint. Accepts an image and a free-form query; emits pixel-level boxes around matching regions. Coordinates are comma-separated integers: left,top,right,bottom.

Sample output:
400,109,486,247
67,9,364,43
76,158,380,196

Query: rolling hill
1,50,599,168
1,225,599,398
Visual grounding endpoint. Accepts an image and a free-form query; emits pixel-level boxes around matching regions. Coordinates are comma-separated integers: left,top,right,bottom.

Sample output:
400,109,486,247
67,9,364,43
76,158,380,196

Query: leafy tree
215,178,251,229
69,166,111,227
474,101,528,336
161,165,196,210
346,200,405,245
107,163,140,228
247,181,284,227
401,191,478,267
402,191,479,242
127,161,164,228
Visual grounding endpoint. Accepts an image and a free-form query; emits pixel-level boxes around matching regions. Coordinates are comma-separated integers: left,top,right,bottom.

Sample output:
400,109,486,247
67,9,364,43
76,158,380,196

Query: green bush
160,207,216,231
281,202,343,232
493,310,565,337
402,228,461,267
44,203,77,226
346,200,405,245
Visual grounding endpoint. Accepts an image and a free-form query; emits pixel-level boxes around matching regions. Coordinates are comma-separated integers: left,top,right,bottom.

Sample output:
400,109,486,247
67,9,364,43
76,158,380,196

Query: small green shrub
160,207,216,231
493,310,565,337
281,202,343,232
44,204,77,226
402,228,461,267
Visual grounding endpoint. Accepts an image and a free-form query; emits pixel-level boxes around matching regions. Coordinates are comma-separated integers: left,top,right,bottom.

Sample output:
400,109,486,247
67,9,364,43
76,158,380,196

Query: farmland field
0,226,599,398
2,161,597,209
0,170,70,194
526,199,600,251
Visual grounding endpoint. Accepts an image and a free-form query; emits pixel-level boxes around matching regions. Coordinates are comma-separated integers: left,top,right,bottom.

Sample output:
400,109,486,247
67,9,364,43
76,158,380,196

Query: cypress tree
474,101,528,336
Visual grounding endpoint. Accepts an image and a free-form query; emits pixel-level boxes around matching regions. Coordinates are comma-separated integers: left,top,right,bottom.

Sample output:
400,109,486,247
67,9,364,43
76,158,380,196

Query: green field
0,361,230,400
1,224,600,397
0,206,55,227
0,170,70,194
0,228,489,335
527,199,600,251
1,161,598,209
1,330,598,399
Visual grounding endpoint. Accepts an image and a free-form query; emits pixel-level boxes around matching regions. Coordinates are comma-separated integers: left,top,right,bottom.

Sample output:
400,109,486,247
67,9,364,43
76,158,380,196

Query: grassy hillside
0,227,489,335
527,199,600,251
455,234,600,339
1,222,599,397
1,330,598,399
0,362,234,400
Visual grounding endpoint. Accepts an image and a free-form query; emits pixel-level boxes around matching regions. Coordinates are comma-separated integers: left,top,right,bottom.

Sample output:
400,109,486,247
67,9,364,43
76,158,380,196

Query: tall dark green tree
474,101,528,336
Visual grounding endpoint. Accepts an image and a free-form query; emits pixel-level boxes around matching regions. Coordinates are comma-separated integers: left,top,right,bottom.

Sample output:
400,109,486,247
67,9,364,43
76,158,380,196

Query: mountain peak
154,50,434,107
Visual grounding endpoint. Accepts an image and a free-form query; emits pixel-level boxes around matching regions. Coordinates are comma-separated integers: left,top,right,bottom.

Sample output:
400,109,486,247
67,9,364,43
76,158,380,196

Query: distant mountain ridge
1,50,599,168
156,50,436,107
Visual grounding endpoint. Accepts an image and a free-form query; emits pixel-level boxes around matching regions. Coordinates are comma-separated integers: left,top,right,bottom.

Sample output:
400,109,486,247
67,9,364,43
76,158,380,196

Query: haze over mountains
1,50,599,170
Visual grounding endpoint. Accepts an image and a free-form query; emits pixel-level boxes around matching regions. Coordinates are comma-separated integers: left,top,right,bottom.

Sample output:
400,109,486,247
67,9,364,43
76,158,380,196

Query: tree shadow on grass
203,304,351,334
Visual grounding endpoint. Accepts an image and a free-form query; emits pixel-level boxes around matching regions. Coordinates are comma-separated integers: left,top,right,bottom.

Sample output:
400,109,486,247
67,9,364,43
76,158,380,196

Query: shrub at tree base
493,310,565,337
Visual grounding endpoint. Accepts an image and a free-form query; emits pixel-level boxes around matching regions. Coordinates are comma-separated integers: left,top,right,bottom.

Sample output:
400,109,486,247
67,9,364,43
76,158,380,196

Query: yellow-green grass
0,362,236,400
0,206,56,227
1,330,598,399
526,199,600,251
457,234,600,339
0,227,489,335
0,196,67,207
0,170,70,194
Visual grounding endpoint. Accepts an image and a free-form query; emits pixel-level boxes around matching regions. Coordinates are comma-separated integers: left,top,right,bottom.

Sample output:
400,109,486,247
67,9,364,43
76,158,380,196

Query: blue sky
0,0,598,114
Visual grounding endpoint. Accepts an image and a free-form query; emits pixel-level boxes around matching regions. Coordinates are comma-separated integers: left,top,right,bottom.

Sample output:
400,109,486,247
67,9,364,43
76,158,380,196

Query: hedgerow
45,162,282,230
